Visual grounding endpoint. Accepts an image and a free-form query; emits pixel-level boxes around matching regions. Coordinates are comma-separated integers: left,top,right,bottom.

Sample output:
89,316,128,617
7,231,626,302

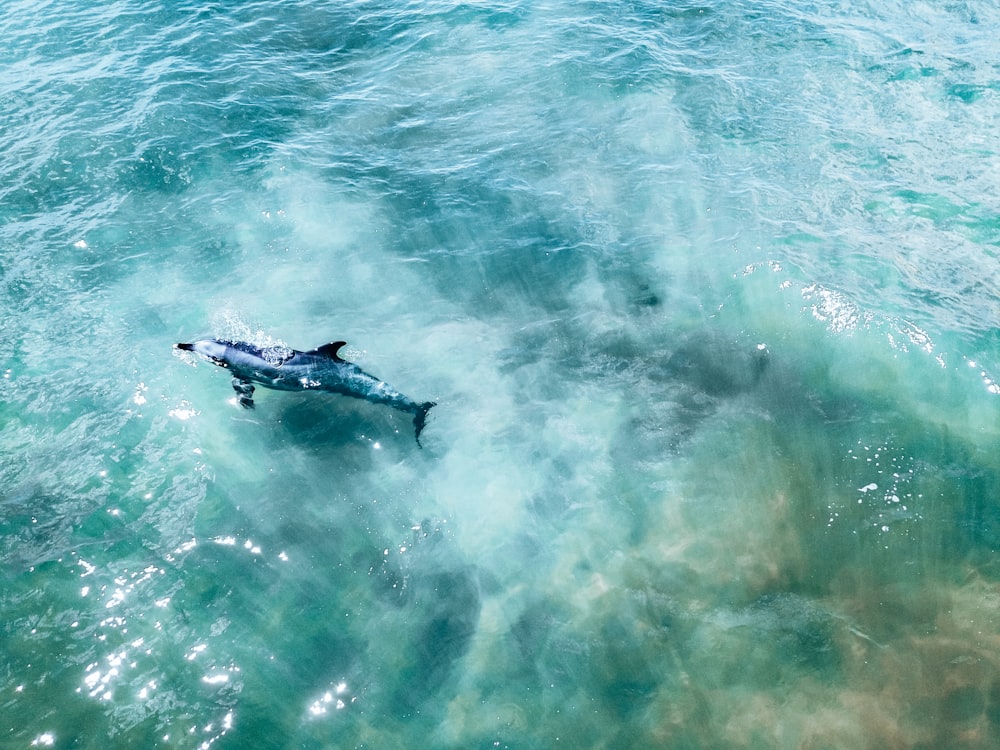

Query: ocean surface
3,1,1000,747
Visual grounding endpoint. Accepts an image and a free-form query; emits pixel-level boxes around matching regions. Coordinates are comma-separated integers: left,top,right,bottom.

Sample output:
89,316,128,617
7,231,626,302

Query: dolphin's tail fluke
413,401,435,447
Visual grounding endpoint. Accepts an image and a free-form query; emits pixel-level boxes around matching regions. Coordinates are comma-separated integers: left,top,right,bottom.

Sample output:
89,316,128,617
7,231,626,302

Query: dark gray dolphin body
175,339,435,445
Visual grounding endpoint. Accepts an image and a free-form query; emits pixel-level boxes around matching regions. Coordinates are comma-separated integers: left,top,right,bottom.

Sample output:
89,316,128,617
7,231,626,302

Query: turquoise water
3,1,1000,747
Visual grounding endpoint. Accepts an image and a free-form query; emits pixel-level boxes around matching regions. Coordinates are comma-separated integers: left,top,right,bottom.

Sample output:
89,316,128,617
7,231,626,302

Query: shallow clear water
3,1,1000,747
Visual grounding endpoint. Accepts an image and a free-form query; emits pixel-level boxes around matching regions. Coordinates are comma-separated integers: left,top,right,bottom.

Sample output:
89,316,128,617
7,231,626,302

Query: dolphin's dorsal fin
308,341,347,361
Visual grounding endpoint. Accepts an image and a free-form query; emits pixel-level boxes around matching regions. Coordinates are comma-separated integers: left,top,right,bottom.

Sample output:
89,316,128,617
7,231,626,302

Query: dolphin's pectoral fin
231,377,254,395
232,378,255,409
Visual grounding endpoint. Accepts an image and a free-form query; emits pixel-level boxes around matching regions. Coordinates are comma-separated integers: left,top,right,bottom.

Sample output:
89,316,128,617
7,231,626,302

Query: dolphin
174,339,435,445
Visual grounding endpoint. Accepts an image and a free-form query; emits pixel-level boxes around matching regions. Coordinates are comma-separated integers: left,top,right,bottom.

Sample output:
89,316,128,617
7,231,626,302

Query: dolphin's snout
175,339,231,367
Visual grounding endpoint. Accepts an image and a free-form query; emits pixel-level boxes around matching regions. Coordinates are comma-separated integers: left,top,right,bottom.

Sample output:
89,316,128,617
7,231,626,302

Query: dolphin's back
227,340,294,366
